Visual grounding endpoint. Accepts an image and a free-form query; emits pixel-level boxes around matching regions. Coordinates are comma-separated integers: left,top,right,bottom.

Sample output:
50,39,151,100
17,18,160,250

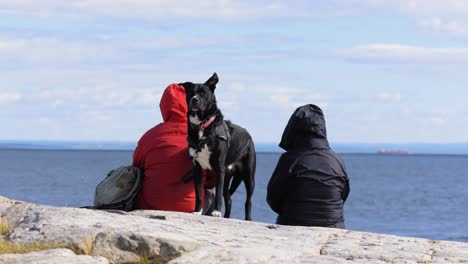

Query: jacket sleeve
342,177,350,202
267,154,289,214
338,158,350,202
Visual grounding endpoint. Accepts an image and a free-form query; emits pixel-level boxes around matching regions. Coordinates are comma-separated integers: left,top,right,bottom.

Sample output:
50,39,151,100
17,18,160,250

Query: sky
1,0,468,145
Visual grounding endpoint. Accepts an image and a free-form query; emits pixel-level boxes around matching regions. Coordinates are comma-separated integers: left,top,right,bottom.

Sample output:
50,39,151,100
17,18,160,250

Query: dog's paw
192,210,202,215
211,210,222,217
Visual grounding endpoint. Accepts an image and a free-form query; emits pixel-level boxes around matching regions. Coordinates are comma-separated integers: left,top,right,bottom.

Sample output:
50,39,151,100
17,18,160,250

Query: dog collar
201,115,217,129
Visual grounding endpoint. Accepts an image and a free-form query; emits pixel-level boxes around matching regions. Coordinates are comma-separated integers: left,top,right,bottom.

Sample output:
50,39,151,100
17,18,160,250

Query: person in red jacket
133,83,214,213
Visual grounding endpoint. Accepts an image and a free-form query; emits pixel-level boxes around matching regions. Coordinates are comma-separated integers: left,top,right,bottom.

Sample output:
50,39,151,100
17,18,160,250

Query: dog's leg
193,163,203,215
240,156,256,221
243,148,256,221
223,174,232,218
243,175,255,221
211,168,224,218
212,147,227,218
228,175,242,196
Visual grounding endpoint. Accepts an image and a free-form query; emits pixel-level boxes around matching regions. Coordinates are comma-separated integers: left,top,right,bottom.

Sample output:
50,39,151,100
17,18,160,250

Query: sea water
0,149,467,242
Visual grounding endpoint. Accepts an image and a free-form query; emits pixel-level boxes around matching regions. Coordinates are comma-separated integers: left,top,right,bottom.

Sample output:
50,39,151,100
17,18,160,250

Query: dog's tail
246,141,256,189
247,142,257,184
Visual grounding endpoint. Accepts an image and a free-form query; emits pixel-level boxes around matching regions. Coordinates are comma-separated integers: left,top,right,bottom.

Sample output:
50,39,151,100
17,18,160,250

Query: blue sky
1,0,468,144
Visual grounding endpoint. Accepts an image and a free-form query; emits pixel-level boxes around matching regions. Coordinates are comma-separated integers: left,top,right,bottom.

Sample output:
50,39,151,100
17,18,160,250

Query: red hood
159,83,187,123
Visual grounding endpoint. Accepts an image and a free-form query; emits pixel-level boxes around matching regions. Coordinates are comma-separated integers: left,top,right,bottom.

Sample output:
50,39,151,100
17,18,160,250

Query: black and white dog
180,73,256,220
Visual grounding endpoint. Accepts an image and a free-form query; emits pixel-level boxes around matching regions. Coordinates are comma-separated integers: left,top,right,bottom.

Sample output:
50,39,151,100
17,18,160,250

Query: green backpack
92,165,143,211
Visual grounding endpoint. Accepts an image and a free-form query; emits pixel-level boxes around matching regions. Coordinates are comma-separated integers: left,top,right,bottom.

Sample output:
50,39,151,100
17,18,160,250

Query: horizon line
1,140,468,155
1,147,468,157
1,139,468,145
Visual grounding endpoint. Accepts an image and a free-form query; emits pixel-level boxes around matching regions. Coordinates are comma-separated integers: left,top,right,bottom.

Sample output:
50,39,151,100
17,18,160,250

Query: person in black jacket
267,104,350,228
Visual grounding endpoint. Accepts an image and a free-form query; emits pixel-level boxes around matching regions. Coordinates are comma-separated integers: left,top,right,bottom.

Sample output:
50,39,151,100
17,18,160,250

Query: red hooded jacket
133,83,210,212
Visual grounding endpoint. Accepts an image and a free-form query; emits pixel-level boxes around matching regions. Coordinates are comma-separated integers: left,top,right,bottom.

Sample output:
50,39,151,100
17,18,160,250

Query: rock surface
0,248,109,264
1,196,468,263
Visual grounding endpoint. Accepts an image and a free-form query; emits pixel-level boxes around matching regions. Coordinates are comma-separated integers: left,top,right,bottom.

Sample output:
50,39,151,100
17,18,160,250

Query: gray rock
0,248,109,264
1,196,468,263
2,201,199,263
169,246,349,264
0,196,22,219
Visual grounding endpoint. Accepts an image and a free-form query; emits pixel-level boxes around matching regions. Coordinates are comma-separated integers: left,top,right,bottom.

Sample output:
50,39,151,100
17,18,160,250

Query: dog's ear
204,72,218,92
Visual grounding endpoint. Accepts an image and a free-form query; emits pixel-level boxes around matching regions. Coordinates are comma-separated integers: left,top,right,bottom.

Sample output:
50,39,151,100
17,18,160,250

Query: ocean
1,149,467,243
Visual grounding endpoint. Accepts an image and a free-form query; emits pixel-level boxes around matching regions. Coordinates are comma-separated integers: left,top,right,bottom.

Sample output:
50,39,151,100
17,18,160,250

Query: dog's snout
191,96,200,104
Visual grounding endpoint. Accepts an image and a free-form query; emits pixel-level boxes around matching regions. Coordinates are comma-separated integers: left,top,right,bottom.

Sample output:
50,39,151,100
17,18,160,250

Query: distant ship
377,149,412,155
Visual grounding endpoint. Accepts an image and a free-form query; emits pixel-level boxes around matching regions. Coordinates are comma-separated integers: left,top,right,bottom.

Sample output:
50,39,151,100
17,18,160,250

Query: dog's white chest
189,144,212,170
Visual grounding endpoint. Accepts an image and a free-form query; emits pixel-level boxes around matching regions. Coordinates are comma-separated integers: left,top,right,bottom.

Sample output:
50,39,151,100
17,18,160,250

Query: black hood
279,104,330,151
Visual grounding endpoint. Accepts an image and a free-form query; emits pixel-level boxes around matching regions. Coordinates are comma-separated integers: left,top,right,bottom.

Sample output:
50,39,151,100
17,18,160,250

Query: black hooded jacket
267,104,350,227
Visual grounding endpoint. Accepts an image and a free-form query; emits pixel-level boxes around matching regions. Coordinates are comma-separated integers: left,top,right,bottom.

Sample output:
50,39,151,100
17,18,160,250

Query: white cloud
374,92,401,103
218,100,239,112
0,0,296,20
429,116,447,126
270,93,294,108
36,117,51,123
0,92,22,103
419,17,468,38
140,90,162,106
338,44,468,63
37,88,88,100
128,36,221,50
368,0,468,16
30,87,162,109
227,83,248,92
218,82,330,112
0,35,249,69
79,110,113,122
0,37,116,66
368,0,468,38
265,87,329,110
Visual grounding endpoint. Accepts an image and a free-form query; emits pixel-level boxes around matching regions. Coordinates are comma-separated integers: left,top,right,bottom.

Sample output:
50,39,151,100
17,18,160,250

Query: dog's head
182,73,219,114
